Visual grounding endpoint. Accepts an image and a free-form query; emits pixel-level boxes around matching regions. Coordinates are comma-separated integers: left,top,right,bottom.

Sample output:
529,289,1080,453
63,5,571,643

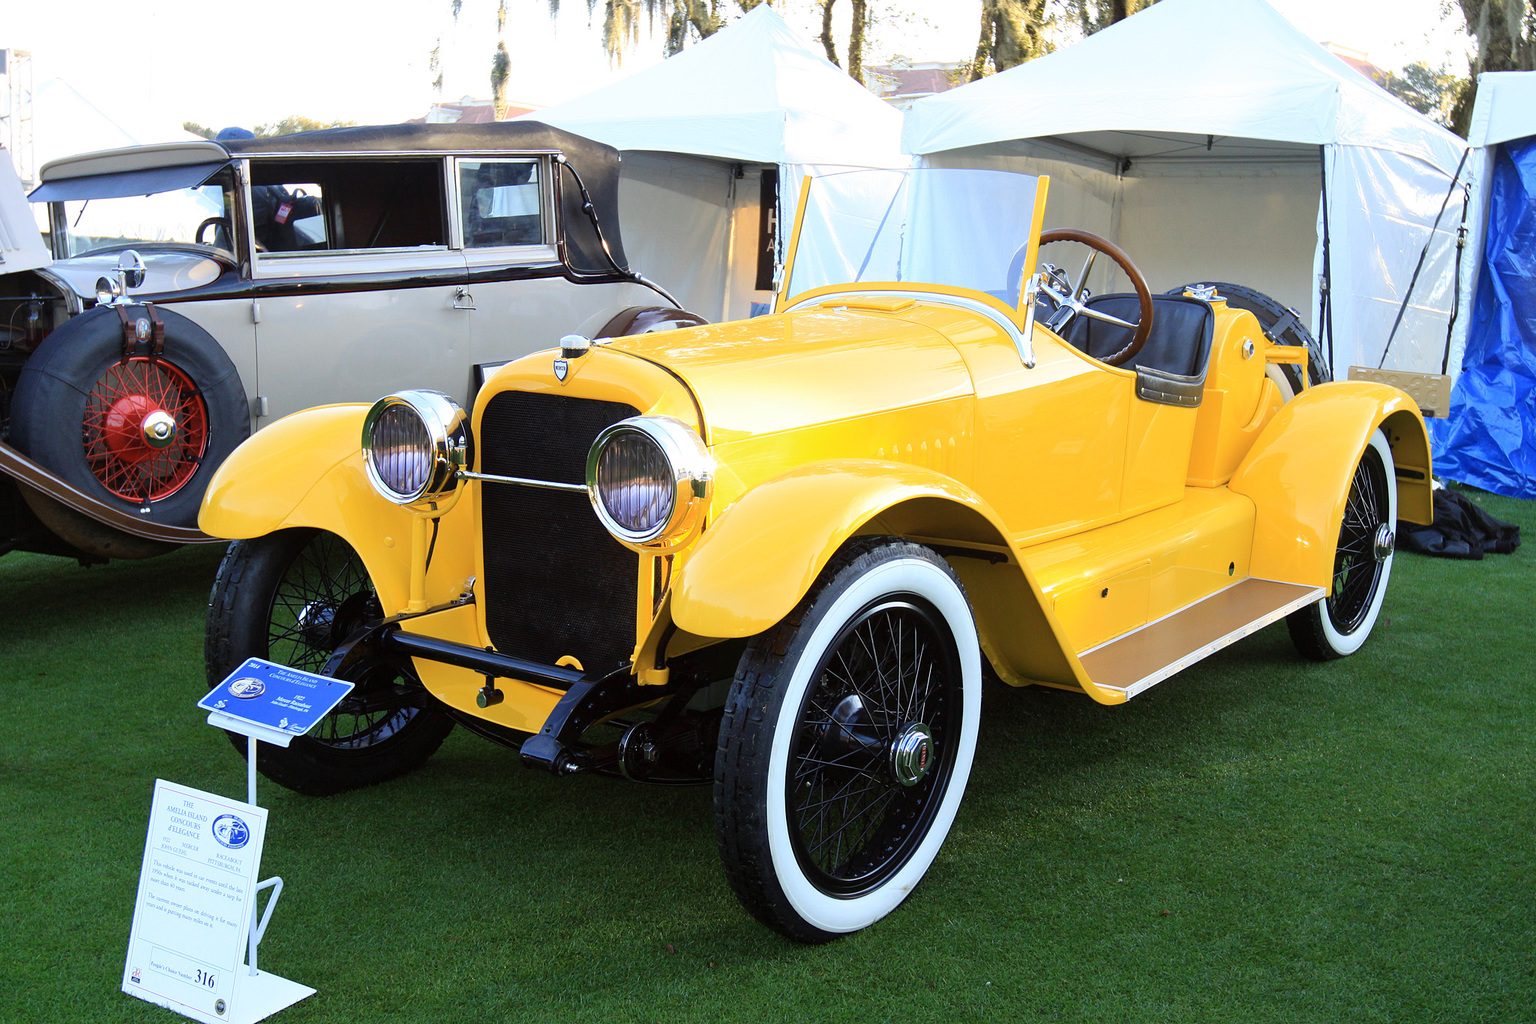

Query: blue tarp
1431,137,1536,498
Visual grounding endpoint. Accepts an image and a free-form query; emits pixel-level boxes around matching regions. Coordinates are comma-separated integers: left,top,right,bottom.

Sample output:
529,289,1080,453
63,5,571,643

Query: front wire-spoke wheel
1288,428,1398,660
206,528,453,795
715,539,981,942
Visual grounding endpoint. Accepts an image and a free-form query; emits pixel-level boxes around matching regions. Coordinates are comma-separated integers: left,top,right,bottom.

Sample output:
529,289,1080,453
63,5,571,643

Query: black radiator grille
479,391,641,676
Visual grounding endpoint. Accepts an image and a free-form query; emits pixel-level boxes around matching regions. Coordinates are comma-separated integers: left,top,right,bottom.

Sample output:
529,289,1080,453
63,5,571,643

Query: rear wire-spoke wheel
205,528,453,795
715,539,981,942
1288,429,1397,660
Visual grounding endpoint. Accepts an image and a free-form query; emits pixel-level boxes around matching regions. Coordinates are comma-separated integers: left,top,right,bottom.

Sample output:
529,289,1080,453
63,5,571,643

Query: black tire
714,538,981,942
206,528,453,796
1287,429,1397,661
1168,281,1330,391
10,305,250,533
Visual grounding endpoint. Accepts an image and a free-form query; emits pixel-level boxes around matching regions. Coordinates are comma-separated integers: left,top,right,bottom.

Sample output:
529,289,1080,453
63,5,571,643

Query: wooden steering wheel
1035,228,1154,367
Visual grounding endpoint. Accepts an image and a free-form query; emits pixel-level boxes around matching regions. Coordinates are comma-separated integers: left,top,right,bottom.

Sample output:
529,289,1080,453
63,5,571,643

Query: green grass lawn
2,492,1532,1023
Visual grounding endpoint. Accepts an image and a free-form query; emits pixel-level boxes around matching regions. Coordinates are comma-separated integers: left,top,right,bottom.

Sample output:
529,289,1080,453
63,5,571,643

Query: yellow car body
200,167,1431,941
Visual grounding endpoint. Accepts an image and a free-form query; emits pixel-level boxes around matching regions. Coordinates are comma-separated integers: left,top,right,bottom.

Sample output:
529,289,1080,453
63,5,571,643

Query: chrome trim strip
785,289,1036,368
244,148,564,160
457,470,587,493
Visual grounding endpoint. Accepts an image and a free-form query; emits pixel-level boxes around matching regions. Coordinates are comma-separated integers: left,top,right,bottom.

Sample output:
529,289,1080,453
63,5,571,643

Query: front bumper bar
374,624,681,775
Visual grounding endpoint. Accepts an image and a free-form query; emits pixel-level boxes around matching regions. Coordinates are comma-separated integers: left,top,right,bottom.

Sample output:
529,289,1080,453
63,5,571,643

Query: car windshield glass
56,183,232,257
784,167,1043,306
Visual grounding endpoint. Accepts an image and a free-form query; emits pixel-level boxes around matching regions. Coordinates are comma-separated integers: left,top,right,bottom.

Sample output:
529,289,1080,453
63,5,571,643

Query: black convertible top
216,120,610,162
220,122,627,271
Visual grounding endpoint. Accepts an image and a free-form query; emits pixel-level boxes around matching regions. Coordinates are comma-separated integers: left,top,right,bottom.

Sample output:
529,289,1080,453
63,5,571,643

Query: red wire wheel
82,356,210,502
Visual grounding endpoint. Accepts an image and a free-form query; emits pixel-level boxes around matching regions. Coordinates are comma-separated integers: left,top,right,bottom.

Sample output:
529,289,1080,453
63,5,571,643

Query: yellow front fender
198,404,474,617
672,459,1010,638
670,459,1110,700
199,404,379,540
1230,382,1431,588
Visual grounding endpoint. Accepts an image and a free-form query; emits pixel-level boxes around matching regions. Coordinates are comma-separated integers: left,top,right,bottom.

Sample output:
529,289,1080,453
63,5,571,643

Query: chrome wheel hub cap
1373,523,1396,563
890,723,935,787
141,409,178,449
295,600,337,648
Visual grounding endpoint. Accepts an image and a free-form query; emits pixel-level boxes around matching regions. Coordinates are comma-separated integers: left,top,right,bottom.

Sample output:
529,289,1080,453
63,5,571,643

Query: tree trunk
490,41,511,120
820,0,841,67
848,0,868,82
969,4,995,81
1450,0,1534,137
972,0,1049,74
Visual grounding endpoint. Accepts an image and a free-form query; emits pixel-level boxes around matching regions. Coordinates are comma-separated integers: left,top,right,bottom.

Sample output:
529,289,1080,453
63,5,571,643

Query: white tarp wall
922,140,1321,318
530,5,905,322
617,152,748,323
1324,144,1468,378
904,0,1471,381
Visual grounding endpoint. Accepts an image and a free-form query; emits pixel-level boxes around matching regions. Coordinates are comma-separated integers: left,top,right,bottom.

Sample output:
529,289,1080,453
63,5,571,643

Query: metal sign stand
196,659,356,1023
198,730,310,1024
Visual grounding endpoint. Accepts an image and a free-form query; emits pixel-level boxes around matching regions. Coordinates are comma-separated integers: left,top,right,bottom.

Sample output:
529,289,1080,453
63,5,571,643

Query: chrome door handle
454,286,476,310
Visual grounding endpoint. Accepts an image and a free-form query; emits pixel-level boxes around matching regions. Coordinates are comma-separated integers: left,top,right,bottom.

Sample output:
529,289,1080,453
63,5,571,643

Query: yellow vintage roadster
199,168,1431,942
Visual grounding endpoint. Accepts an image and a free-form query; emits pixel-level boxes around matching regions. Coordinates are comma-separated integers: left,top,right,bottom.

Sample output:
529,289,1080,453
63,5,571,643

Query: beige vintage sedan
0,123,698,560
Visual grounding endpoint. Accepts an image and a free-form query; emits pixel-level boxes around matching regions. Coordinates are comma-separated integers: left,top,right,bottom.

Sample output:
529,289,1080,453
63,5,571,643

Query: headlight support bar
454,469,587,493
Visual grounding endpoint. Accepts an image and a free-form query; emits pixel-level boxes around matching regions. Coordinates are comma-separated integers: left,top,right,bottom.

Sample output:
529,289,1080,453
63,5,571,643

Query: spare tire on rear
1168,281,1330,393
10,304,250,538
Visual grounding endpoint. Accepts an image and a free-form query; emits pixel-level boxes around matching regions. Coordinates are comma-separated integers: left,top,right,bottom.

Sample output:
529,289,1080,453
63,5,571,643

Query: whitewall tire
714,539,981,942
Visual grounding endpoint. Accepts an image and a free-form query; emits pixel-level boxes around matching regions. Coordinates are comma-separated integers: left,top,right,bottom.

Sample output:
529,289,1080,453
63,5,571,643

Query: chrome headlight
586,416,712,548
361,390,472,510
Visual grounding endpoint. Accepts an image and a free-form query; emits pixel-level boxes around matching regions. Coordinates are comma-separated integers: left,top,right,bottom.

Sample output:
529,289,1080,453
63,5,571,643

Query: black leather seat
1059,294,1215,380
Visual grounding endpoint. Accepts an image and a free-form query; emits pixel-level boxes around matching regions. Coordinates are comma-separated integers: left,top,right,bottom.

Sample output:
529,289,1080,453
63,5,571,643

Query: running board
1079,579,1325,700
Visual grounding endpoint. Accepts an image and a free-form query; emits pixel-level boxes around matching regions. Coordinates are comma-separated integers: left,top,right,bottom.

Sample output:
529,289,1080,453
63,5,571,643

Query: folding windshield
782,167,1047,308
51,177,235,258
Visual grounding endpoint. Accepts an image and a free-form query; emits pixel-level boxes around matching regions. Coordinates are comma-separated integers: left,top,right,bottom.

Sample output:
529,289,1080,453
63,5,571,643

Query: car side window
249,159,447,255
250,181,325,252
459,159,544,249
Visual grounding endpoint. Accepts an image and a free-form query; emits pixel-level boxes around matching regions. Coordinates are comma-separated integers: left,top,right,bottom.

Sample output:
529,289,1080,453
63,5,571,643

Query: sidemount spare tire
1168,281,1330,392
10,304,250,541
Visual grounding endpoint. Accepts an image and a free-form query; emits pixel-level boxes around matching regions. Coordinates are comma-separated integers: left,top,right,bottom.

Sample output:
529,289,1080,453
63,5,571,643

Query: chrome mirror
116,249,146,293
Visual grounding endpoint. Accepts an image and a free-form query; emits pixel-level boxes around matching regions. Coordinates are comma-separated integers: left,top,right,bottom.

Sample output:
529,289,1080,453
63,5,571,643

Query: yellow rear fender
1230,382,1431,588
669,459,1109,699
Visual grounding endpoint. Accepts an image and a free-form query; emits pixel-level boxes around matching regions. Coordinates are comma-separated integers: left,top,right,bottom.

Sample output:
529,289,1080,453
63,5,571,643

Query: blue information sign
198,658,355,742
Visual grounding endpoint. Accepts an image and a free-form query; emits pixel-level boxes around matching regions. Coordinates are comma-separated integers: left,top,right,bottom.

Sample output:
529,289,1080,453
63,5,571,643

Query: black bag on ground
1398,489,1521,559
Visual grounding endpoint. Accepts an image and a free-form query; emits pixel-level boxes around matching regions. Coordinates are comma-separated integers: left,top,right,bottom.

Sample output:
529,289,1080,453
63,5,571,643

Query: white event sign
122,779,310,1024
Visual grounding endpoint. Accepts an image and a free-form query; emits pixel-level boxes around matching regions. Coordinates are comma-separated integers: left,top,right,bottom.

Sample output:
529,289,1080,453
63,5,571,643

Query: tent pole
1442,172,1473,375
1318,145,1335,378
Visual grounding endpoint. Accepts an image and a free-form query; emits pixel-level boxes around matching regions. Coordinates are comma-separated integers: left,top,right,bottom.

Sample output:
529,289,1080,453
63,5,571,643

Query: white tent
903,0,1470,384
528,4,905,321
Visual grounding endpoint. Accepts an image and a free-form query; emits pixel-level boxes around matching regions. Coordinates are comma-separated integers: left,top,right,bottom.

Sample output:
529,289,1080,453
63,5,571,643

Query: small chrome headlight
361,390,472,510
587,416,712,548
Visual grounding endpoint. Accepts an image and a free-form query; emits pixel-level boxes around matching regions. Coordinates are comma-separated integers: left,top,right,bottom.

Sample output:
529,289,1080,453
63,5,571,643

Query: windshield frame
776,167,1052,324
46,168,239,260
